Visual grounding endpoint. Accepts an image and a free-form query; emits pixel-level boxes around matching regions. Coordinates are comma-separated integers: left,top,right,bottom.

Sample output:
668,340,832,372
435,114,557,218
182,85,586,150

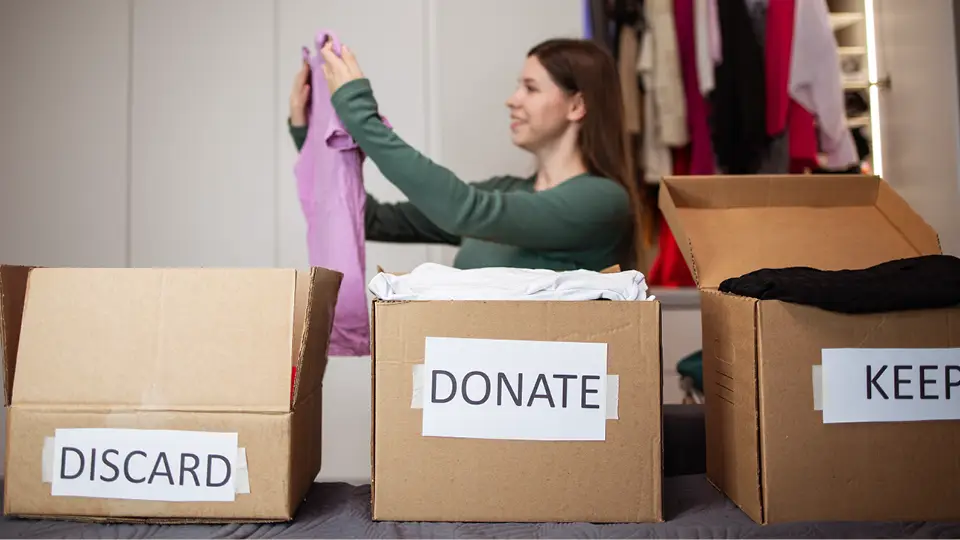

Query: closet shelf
838,46,867,56
830,12,864,32
843,79,870,90
847,115,870,128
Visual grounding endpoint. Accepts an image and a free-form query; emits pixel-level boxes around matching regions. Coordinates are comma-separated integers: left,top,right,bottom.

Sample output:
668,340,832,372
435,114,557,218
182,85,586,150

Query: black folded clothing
718,254,960,314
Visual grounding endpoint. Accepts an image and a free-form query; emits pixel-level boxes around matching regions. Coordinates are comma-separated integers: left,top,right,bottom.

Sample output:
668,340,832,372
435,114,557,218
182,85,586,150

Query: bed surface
2,405,957,539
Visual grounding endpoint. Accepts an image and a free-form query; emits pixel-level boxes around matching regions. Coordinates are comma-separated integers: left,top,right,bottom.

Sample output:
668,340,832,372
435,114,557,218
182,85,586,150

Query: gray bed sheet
2,476,958,539
2,406,957,538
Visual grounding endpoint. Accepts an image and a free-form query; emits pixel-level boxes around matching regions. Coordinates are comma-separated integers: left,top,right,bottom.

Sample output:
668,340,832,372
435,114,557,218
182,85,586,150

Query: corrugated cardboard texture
0,265,30,406
659,174,959,524
756,302,960,523
2,266,338,522
292,268,340,408
658,174,942,288
700,289,762,524
371,300,662,523
14,268,298,411
5,408,292,520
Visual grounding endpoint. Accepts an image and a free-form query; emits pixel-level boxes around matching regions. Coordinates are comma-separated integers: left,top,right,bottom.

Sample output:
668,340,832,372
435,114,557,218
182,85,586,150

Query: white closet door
0,0,131,478
428,0,582,265
874,0,960,255
276,0,432,280
276,0,430,485
432,0,581,181
0,0,130,267
130,0,276,267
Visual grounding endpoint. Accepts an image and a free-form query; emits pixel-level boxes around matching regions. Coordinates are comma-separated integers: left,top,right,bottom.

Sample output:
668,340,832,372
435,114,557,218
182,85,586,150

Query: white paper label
410,364,621,419
421,337,609,441
50,428,240,502
822,348,960,424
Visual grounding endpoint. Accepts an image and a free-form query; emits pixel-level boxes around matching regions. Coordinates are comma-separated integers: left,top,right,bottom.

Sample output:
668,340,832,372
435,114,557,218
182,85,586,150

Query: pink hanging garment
295,30,379,357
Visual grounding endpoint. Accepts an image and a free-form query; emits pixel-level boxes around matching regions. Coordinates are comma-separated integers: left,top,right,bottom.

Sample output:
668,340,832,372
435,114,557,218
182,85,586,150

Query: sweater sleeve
289,116,459,245
289,118,308,151
365,194,461,245
330,79,632,251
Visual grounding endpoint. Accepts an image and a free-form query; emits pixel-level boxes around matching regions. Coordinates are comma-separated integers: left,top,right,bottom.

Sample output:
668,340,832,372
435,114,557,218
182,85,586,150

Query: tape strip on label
410,364,620,420
812,365,823,411
41,437,251,494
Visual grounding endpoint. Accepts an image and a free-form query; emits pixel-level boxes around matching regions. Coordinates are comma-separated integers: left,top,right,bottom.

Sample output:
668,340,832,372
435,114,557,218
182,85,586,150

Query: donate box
370,297,662,523
659,174,960,524
0,266,341,522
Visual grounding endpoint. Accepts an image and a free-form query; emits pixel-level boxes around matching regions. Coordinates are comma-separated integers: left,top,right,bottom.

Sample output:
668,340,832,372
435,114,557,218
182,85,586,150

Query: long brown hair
527,38,643,268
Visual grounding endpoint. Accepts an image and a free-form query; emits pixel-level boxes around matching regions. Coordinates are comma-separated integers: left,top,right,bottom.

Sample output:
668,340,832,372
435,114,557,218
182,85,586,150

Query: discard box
659,174,960,524
0,266,341,522
370,295,662,523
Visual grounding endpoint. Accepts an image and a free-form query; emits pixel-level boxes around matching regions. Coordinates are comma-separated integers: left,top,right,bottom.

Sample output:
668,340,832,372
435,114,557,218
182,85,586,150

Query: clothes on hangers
642,0,688,149
619,21,643,134
789,0,859,169
693,0,721,95
674,0,714,176
709,0,768,174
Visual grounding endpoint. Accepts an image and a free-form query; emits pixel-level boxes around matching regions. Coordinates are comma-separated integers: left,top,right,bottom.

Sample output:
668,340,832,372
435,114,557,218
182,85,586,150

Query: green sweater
290,78,632,271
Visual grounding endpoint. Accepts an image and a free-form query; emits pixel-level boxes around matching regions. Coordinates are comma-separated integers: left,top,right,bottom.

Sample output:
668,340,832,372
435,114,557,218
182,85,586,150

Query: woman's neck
533,141,588,191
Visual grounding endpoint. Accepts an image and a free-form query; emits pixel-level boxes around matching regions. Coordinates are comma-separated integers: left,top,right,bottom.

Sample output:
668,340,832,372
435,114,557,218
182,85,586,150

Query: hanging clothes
693,0,719,95
637,0,678,182
295,31,380,357
789,0,859,169
619,22,643,135
763,0,819,173
765,0,793,135
584,0,594,39
741,0,788,174
647,147,697,287
706,0,722,65
647,0,708,288
642,0,688,149
674,0,714,175
709,0,768,174
588,0,614,52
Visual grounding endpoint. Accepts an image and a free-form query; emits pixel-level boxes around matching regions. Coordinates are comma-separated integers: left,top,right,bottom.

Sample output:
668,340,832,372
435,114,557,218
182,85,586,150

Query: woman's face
506,56,579,152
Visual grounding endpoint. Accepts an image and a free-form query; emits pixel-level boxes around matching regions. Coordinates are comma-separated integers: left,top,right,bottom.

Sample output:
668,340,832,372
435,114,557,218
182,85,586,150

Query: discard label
51,428,239,502
822,348,960,424
421,337,609,441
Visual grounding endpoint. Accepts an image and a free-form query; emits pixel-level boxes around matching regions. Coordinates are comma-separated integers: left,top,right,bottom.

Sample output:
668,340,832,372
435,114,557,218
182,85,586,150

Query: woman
289,38,639,272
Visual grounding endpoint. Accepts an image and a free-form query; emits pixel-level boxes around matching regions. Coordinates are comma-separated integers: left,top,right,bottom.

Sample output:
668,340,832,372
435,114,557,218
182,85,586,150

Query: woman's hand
319,41,364,96
289,59,311,127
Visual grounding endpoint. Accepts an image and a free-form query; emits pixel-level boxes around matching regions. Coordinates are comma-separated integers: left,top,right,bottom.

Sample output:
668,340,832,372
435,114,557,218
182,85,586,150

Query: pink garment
674,0,715,175
295,30,372,357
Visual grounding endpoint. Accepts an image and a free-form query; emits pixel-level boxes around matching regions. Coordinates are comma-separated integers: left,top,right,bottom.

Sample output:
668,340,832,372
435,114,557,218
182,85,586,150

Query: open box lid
0,266,342,412
658,175,942,289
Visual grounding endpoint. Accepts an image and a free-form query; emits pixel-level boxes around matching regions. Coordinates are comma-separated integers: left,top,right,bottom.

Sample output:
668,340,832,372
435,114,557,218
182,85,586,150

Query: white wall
0,0,130,268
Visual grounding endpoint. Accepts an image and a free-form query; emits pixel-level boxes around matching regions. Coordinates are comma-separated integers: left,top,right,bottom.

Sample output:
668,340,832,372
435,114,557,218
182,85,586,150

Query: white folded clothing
367,262,653,301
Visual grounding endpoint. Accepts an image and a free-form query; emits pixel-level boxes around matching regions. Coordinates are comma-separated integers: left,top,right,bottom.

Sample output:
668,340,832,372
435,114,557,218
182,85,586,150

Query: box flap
11,268,328,412
291,267,342,408
659,175,942,289
0,265,32,406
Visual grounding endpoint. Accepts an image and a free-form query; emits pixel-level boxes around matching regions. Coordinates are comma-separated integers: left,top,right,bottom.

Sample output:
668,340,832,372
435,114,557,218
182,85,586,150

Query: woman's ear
567,92,586,122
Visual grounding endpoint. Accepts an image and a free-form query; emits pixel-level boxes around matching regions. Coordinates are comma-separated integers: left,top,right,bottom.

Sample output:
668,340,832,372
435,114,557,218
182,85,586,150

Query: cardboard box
370,294,663,523
659,174,960,524
0,265,341,522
